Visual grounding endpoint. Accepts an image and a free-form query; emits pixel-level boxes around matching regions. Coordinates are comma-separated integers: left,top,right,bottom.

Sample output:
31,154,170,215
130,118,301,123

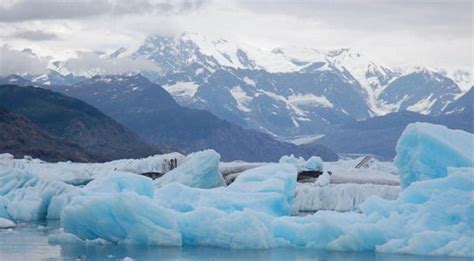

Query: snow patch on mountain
163,81,199,103
326,48,399,116
288,94,334,109
230,86,253,112
406,94,437,114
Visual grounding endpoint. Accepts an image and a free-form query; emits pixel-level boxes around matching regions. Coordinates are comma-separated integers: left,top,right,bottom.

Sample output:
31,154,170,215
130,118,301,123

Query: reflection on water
0,222,469,260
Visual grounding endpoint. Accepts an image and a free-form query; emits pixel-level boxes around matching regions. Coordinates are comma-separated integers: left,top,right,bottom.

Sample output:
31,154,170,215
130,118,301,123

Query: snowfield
0,123,472,257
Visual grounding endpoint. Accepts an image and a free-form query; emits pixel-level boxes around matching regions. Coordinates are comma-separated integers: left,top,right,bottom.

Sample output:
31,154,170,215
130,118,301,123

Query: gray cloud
0,45,48,76
65,51,160,75
12,30,58,41
0,0,207,22
238,0,472,38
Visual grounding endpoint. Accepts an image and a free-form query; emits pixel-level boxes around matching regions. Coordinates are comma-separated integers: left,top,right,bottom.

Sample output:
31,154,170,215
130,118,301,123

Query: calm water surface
0,222,469,261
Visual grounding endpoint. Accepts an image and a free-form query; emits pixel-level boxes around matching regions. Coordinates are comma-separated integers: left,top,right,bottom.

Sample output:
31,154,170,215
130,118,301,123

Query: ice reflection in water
0,222,469,261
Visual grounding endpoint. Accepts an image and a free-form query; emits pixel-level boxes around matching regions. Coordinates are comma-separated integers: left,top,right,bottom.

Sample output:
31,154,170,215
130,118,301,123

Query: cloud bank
64,51,160,75
0,0,208,22
0,45,48,76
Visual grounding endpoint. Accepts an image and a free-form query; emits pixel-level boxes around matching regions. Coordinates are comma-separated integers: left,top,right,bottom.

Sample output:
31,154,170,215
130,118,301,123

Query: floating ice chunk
279,154,324,172
279,155,305,172
178,208,276,249
61,168,473,256
0,169,79,221
155,150,225,189
84,172,155,197
48,232,84,245
228,163,297,203
314,172,330,187
155,164,298,216
305,156,324,172
61,192,182,246
395,123,474,188
0,217,15,228
48,232,111,245
365,167,474,257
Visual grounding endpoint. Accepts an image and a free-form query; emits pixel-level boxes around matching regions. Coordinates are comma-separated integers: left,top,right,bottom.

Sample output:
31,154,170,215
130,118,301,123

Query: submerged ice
0,123,472,257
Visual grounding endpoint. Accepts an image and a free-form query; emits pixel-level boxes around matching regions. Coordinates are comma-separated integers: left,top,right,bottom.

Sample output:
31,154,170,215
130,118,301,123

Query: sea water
0,222,468,261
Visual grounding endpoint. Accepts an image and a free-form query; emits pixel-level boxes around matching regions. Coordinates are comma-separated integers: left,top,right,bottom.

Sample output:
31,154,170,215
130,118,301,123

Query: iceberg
61,192,182,246
313,172,330,187
293,183,399,213
361,167,474,256
84,172,155,197
0,168,79,221
279,155,323,172
305,156,324,172
395,123,474,188
60,167,473,256
155,163,298,216
155,150,225,189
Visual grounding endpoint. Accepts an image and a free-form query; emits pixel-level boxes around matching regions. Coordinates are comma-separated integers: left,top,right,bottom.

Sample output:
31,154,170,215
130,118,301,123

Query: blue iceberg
155,150,225,189
0,169,79,221
395,122,474,188
1,124,472,258
154,163,297,216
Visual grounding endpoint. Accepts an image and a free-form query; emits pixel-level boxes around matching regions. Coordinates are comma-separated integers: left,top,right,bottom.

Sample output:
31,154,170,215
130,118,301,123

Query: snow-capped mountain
324,48,401,115
436,68,472,92
442,86,473,116
14,32,469,139
41,74,338,162
378,69,462,115
131,33,466,136
133,34,373,137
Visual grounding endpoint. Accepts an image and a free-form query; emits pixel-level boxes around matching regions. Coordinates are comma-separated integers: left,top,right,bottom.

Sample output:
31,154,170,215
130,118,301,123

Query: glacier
1,123,473,257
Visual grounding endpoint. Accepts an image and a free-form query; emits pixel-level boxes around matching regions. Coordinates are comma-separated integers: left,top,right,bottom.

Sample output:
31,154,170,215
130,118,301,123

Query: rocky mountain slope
43,75,338,162
0,84,161,161
0,106,94,162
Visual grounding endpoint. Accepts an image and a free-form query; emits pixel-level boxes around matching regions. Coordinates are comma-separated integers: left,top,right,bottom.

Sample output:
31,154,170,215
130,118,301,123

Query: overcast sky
0,0,472,71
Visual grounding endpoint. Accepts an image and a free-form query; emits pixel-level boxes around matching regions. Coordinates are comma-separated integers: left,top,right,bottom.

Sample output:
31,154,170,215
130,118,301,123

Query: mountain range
42,75,338,162
16,33,470,138
314,87,473,158
2,32,471,159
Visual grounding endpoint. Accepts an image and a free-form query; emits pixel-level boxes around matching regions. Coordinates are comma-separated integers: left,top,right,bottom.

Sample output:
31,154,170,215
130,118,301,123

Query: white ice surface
0,152,184,183
293,183,399,213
